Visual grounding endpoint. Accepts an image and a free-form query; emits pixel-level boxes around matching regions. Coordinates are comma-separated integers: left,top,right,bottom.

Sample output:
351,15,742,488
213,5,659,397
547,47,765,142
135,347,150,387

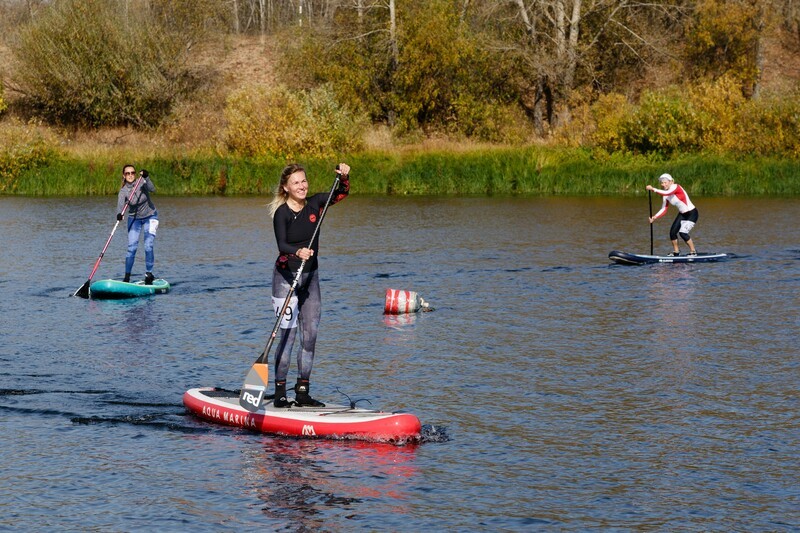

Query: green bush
449,93,530,144
685,76,747,151
12,0,198,128
590,93,632,152
618,89,703,155
732,94,800,157
589,78,800,159
224,83,366,159
0,120,60,192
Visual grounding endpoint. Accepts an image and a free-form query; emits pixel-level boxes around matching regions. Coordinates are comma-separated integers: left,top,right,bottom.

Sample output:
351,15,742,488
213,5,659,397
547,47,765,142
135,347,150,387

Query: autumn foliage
12,0,199,128
590,77,800,157
1,0,800,160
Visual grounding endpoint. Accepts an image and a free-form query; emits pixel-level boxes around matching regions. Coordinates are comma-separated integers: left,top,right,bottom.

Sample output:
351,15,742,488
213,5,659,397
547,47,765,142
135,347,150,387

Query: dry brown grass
760,28,800,93
157,36,280,152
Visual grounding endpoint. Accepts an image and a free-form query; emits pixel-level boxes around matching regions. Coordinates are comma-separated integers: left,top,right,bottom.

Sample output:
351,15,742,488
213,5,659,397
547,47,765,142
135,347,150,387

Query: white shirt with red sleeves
652,183,695,220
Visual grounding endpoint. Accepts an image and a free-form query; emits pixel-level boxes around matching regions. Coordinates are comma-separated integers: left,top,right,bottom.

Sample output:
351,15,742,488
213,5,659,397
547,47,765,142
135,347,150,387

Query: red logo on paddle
309,213,317,223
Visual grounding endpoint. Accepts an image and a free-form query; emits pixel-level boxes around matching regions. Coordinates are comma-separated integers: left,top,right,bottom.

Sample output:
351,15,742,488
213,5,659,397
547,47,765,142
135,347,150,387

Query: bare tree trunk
388,0,398,127
513,0,534,38
563,0,582,90
555,1,566,57
389,0,398,70
753,0,766,98
259,0,266,41
232,0,240,34
532,76,554,136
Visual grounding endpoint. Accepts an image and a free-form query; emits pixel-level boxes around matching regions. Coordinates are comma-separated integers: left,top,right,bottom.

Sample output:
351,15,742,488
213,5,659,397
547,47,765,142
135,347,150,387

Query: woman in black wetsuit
267,163,350,407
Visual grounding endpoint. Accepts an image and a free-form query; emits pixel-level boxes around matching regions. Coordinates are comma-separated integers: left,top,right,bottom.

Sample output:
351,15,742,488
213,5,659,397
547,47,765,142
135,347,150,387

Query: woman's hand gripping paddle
74,176,144,298
239,171,342,412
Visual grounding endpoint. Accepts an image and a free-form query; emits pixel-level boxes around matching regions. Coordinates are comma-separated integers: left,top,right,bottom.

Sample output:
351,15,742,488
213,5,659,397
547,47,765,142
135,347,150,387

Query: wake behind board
90,278,170,299
183,387,421,443
609,250,729,265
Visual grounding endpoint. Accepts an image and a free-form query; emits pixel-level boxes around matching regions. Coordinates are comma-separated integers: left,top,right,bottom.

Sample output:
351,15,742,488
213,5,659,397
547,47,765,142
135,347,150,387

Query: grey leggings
271,267,321,383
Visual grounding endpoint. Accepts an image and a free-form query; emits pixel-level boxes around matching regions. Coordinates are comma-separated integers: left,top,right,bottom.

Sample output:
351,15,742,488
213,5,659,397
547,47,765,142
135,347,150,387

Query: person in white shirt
646,173,698,257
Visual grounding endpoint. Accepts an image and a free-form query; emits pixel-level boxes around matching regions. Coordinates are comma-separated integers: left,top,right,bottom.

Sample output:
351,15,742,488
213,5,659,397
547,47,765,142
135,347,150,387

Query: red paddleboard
183,387,421,444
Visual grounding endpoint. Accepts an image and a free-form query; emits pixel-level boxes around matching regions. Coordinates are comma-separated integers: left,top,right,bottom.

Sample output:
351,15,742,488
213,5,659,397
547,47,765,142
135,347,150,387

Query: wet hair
268,163,305,218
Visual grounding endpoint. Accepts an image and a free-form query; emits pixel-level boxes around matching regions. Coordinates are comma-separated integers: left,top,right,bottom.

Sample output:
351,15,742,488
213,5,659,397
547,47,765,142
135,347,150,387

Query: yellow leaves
685,0,762,91
0,81,7,116
224,84,365,159
589,78,800,158
0,120,60,192
590,93,631,153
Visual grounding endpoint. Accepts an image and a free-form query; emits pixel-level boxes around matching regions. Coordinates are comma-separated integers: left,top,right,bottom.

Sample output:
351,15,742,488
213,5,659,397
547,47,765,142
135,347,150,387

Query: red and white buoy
384,289,430,314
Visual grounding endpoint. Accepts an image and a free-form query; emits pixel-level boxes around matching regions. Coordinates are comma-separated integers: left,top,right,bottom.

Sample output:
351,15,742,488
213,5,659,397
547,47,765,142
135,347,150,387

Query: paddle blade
239,363,270,412
74,280,91,299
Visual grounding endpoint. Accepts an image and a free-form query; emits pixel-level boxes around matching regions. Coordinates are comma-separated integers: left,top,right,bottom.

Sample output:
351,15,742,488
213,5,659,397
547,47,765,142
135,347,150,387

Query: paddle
648,189,654,255
238,170,342,412
73,175,144,298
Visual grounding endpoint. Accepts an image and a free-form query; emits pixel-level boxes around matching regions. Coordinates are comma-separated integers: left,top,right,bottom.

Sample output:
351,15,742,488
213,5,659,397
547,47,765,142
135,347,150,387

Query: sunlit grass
8,145,800,196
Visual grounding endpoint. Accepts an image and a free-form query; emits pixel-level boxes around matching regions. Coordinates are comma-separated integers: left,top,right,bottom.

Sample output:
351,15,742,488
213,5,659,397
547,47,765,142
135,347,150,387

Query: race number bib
272,296,299,329
147,218,159,235
679,220,695,234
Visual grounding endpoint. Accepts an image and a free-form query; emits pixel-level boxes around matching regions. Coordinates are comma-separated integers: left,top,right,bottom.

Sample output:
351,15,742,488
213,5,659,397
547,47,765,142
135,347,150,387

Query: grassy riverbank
7,146,800,197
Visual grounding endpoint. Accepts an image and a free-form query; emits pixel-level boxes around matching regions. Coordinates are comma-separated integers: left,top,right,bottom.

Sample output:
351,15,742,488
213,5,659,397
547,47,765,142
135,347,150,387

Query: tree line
1,0,799,159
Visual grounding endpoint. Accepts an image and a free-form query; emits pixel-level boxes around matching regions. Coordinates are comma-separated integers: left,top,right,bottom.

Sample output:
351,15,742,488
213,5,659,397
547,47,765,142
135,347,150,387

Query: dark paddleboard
89,278,170,299
608,250,730,265
183,387,421,443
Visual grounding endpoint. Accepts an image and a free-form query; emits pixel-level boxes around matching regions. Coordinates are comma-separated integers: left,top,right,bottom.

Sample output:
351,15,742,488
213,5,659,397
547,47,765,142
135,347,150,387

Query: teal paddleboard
89,278,170,299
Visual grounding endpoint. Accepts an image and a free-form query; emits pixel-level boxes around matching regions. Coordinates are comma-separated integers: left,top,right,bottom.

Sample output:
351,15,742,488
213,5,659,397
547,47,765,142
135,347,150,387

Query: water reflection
382,312,417,329
240,438,418,528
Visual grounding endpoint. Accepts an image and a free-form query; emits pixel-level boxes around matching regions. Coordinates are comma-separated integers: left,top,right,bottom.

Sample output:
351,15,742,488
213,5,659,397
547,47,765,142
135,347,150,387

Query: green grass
6,147,800,196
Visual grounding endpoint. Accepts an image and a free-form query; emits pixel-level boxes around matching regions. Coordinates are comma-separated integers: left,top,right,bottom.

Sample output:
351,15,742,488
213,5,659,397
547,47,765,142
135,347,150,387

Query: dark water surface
1,195,798,531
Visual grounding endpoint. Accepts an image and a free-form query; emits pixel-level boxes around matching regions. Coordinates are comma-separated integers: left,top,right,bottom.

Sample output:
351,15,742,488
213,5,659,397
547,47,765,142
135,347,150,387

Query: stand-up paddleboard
609,250,729,265
89,278,170,299
184,387,421,443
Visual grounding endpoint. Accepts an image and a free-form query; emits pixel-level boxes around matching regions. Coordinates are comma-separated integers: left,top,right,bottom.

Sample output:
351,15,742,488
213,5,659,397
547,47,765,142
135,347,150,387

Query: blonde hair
267,163,305,218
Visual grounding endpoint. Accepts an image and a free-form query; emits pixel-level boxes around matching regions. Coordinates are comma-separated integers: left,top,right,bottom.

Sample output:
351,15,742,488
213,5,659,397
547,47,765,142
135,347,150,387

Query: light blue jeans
126,212,157,274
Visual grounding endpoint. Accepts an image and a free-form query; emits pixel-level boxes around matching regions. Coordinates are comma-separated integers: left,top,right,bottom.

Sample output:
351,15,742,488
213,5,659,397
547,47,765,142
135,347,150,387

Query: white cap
658,173,673,183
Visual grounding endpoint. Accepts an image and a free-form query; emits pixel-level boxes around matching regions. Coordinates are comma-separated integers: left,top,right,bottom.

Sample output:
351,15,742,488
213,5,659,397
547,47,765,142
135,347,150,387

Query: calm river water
1,195,798,531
